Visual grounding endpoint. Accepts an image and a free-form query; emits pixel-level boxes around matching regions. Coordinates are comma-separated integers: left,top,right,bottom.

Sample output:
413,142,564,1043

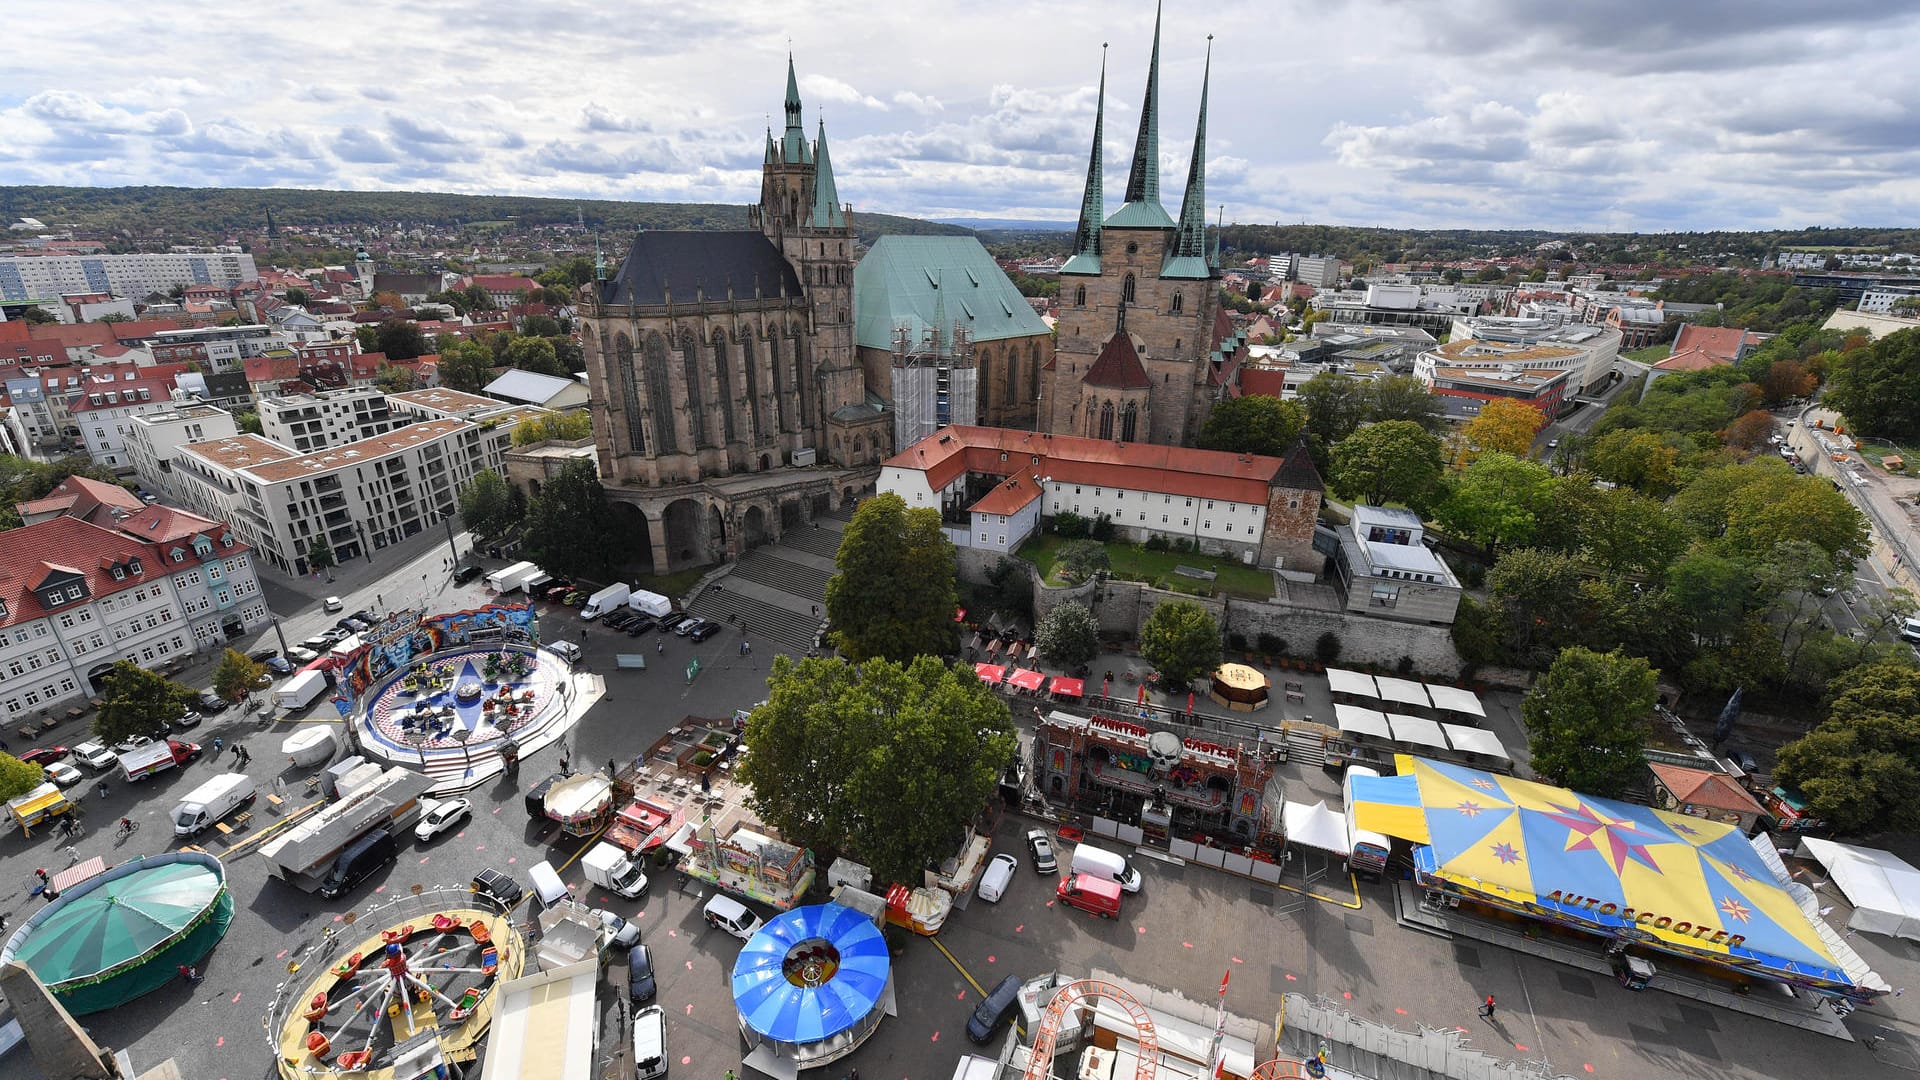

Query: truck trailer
119,738,201,782
274,669,329,712
486,560,537,593
582,842,650,898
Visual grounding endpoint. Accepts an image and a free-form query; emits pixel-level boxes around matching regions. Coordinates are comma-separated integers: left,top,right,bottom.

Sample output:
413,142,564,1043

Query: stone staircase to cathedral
684,519,846,654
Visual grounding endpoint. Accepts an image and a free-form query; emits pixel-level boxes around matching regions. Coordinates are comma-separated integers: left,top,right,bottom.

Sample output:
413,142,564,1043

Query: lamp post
451,726,473,774
405,728,433,771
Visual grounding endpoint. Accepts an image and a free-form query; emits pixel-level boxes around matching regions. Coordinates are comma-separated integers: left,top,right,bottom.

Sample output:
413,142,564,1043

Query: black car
967,974,1024,1043
453,564,483,585
625,616,657,637
655,612,692,634
196,688,229,713
626,943,657,1002
351,609,378,625
688,620,721,642
247,647,279,663
524,773,564,820
603,611,635,630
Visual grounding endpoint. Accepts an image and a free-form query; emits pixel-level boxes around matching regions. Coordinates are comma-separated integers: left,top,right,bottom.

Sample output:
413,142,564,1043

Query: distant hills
0,186,972,245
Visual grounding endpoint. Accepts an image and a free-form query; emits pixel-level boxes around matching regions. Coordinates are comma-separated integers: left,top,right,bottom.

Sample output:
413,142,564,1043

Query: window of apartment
1139,513,1146,521
1203,521,1211,530
999,535,1006,545
59,677,75,693
1206,501,1214,509
979,533,988,543
6,661,22,678
43,649,59,664
23,689,40,706
1162,515,1169,524
112,567,125,581
1185,499,1192,507
1183,518,1190,526
58,613,76,629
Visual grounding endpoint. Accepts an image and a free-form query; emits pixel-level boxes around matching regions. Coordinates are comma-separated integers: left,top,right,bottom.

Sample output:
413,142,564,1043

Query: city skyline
1,0,1916,232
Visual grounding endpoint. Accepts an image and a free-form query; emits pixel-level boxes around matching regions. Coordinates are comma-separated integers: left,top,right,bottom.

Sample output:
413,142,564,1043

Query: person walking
65,844,79,866
34,867,49,886
1480,994,1496,1019
212,737,223,755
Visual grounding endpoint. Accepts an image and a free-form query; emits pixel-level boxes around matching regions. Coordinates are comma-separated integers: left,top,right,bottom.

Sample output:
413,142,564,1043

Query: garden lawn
1622,344,1673,363
1018,534,1275,600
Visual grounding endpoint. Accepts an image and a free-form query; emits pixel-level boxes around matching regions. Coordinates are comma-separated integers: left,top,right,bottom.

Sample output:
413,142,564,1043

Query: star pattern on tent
1470,778,1495,791
1727,862,1754,883
1719,896,1753,924
1489,842,1522,865
1668,820,1698,835
1455,800,1484,817
1544,800,1663,876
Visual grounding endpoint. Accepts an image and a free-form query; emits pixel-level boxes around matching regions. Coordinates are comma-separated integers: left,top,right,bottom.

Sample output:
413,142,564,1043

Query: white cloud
800,74,887,111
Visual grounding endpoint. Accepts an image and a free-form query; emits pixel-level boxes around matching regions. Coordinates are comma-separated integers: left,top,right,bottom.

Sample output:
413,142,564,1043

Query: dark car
625,616,658,637
453,564,483,585
524,772,564,820
265,656,294,676
19,746,70,766
967,974,1024,1043
655,612,692,634
688,620,721,642
603,611,634,630
471,867,525,911
196,688,229,713
247,647,279,663
1025,829,1057,874
336,617,368,633
626,943,657,1002
351,609,378,625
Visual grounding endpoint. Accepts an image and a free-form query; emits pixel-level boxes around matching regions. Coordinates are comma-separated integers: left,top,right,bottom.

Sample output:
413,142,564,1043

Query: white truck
486,560,538,593
172,772,258,836
119,738,201,782
628,590,673,618
274,669,329,712
1068,843,1143,893
582,841,651,898
581,583,629,620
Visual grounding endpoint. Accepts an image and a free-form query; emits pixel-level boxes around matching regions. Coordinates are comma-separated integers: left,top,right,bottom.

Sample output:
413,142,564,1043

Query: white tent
1283,800,1350,856
1334,703,1392,742
1440,723,1510,766
1325,668,1378,700
1373,676,1430,711
1386,714,1447,752
1797,837,1920,941
1425,683,1486,720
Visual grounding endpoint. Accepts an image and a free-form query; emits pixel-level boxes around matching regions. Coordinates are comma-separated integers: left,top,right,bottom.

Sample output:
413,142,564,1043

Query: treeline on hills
1214,224,1920,266
0,186,970,245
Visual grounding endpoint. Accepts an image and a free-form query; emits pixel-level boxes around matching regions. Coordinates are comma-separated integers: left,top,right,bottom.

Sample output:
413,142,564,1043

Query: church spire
1123,1,1162,208
810,118,846,229
765,126,776,164
1171,36,1211,262
781,54,810,164
1066,45,1108,271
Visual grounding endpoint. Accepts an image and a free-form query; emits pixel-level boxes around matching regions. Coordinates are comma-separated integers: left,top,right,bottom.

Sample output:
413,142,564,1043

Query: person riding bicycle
119,817,134,835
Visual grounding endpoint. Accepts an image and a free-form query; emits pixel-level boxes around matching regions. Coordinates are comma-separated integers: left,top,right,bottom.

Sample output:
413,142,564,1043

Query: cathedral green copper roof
810,120,846,229
854,237,1050,352
1163,37,1214,280
1108,2,1172,231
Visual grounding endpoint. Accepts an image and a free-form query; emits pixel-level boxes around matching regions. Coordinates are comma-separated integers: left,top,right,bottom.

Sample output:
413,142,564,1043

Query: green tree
1487,548,1588,666
373,364,419,393
1367,374,1446,432
1521,647,1657,798
374,317,429,360
440,339,496,393
95,311,130,324
1586,430,1681,496
1139,599,1221,688
738,654,1015,884
520,459,619,582
459,283,497,311
306,534,336,579
1195,395,1306,457
1459,398,1546,459
1672,462,1868,567
1034,601,1100,669
1329,420,1445,509
235,410,264,436
1774,662,1920,834
1433,452,1558,557
0,753,45,801
519,314,563,338
825,493,960,662
212,648,266,705
1297,372,1373,446
92,661,196,748
1056,539,1110,584
1820,327,1920,439
284,287,310,307
510,410,595,446
505,335,565,377
1575,487,1689,581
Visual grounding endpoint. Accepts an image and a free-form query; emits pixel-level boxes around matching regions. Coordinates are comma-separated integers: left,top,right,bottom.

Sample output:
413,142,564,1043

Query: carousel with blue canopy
1349,755,1889,1003
729,902,894,1072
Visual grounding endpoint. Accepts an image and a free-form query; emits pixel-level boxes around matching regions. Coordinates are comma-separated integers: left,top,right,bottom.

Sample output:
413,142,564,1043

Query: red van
1056,872,1123,919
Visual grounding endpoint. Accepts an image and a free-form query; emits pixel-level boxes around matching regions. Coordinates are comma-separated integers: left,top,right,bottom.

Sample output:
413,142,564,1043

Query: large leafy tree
1297,372,1373,447
1195,395,1306,457
520,459,620,581
1034,602,1100,669
0,753,45,801
738,655,1015,883
1575,487,1689,581
93,662,196,747
212,649,267,705
439,339,496,393
1139,599,1221,688
1366,374,1446,433
458,469,523,539
373,317,429,360
1487,548,1588,666
1328,420,1444,509
1433,452,1559,557
825,493,959,662
1585,430,1682,496
1671,462,1868,567
1824,326,1920,438
1459,399,1546,459
1521,647,1657,798
505,336,566,377
1774,662,1920,834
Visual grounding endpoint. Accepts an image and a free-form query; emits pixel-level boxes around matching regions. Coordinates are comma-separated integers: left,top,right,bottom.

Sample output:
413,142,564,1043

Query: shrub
1256,632,1284,655
1315,631,1343,664
1052,512,1090,539
1143,535,1171,552
1090,513,1117,541
692,750,714,767
1227,632,1249,651
1396,655,1416,676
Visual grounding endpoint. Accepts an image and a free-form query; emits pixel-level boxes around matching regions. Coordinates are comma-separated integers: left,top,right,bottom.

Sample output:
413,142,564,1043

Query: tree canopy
1366,374,1446,433
1823,327,1920,439
457,469,523,540
92,661,195,748
0,753,45,801
1195,395,1306,457
1434,452,1559,556
824,493,960,662
438,338,496,393
1139,599,1221,688
212,649,266,705
1034,602,1100,669
511,410,594,446
1297,372,1373,447
1521,647,1657,798
520,459,620,582
737,654,1015,884
1329,420,1445,510
1773,662,1920,835
505,336,566,377
1459,399,1546,459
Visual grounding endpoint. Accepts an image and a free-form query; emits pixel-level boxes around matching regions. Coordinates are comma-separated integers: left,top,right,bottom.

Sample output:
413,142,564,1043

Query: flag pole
1209,969,1230,1079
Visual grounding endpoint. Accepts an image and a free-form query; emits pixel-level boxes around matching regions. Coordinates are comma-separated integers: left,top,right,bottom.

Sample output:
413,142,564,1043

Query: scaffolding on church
891,299,977,452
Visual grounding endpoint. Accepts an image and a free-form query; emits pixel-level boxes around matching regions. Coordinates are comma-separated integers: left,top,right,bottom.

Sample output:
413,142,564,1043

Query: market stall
1797,837,1920,942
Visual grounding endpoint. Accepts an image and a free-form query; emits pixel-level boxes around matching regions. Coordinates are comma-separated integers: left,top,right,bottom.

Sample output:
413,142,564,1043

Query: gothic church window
1172,292,1183,314
615,333,645,454
1122,274,1136,305
1098,401,1115,440
644,333,677,454
681,332,708,447
1075,285,1087,307
1121,401,1138,441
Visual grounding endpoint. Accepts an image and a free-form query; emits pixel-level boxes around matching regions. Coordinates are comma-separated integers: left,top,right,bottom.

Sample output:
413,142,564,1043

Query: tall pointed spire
1065,45,1108,272
1123,1,1162,207
781,54,810,164
810,118,846,229
1171,36,1211,261
765,126,776,164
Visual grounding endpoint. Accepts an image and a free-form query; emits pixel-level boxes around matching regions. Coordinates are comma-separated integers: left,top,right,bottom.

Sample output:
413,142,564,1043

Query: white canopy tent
1325,668,1379,700
1283,800,1350,856
1440,723,1511,766
1797,837,1920,941
1373,677,1430,711
1386,714,1448,753
1425,683,1486,721
1334,704,1392,742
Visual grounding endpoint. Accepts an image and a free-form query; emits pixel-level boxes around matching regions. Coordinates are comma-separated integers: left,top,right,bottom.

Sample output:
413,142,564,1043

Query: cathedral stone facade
1042,17,1242,447
577,60,888,572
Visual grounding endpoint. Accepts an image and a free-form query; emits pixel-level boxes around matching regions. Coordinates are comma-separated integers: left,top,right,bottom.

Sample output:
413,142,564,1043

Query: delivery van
633,1004,668,1080
527,859,571,907
172,773,258,837
319,828,397,899
1068,843,1142,893
581,583,630,620
967,974,1024,1043
1056,873,1122,919
977,852,1017,903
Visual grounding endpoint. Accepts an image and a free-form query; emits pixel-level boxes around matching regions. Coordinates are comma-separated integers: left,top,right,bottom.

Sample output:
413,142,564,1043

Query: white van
977,852,1017,903
633,1004,668,1080
702,893,765,939
1069,843,1142,893
549,640,582,665
527,859,571,907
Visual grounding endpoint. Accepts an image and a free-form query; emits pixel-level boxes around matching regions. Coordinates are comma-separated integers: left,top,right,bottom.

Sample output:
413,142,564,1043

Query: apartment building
0,506,269,719
0,250,258,303
1438,317,1621,392
257,386,399,452
70,367,193,472
124,403,241,504
148,324,287,374
173,416,524,575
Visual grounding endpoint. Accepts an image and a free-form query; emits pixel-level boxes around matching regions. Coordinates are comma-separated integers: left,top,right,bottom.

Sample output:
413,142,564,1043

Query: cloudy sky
2,0,1917,231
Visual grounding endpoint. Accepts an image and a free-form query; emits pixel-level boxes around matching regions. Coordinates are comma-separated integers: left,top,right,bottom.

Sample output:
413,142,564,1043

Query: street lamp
451,726,473,774
405,727,433,771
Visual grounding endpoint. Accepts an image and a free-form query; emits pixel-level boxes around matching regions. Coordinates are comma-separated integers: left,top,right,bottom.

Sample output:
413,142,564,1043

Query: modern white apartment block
257,386,399,453
0,251,258,303
148,324,287,374
0,505,269,719
124,403,242,504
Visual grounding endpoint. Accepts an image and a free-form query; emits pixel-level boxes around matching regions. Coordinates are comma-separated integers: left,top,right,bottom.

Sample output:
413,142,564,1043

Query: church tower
1046,5,1222,447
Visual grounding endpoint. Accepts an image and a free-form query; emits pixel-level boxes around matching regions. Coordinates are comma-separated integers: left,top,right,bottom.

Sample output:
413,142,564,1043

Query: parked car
265,656,294,675
471,867,524,910
655,612,692,634
20,746,71,766
113,735,154,754
351,609,377,625
287,646,319,664
978,853,1018,902
337,617,368,633
701,894,765,939
688,620,721,642
170,710,204,732
603,611,635,630
626,616,658,637
247,647,279,663
72,741,117,771
626,944,657,1002
323,596,344,613
597,909,642,950
563,590,586,606
318,628,351,645
197,688,228,713
967,974,1025,1043
1025,829,1057,874
673,616,704,636
453,564,483,585
416,797,473,842
44,761,85,788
